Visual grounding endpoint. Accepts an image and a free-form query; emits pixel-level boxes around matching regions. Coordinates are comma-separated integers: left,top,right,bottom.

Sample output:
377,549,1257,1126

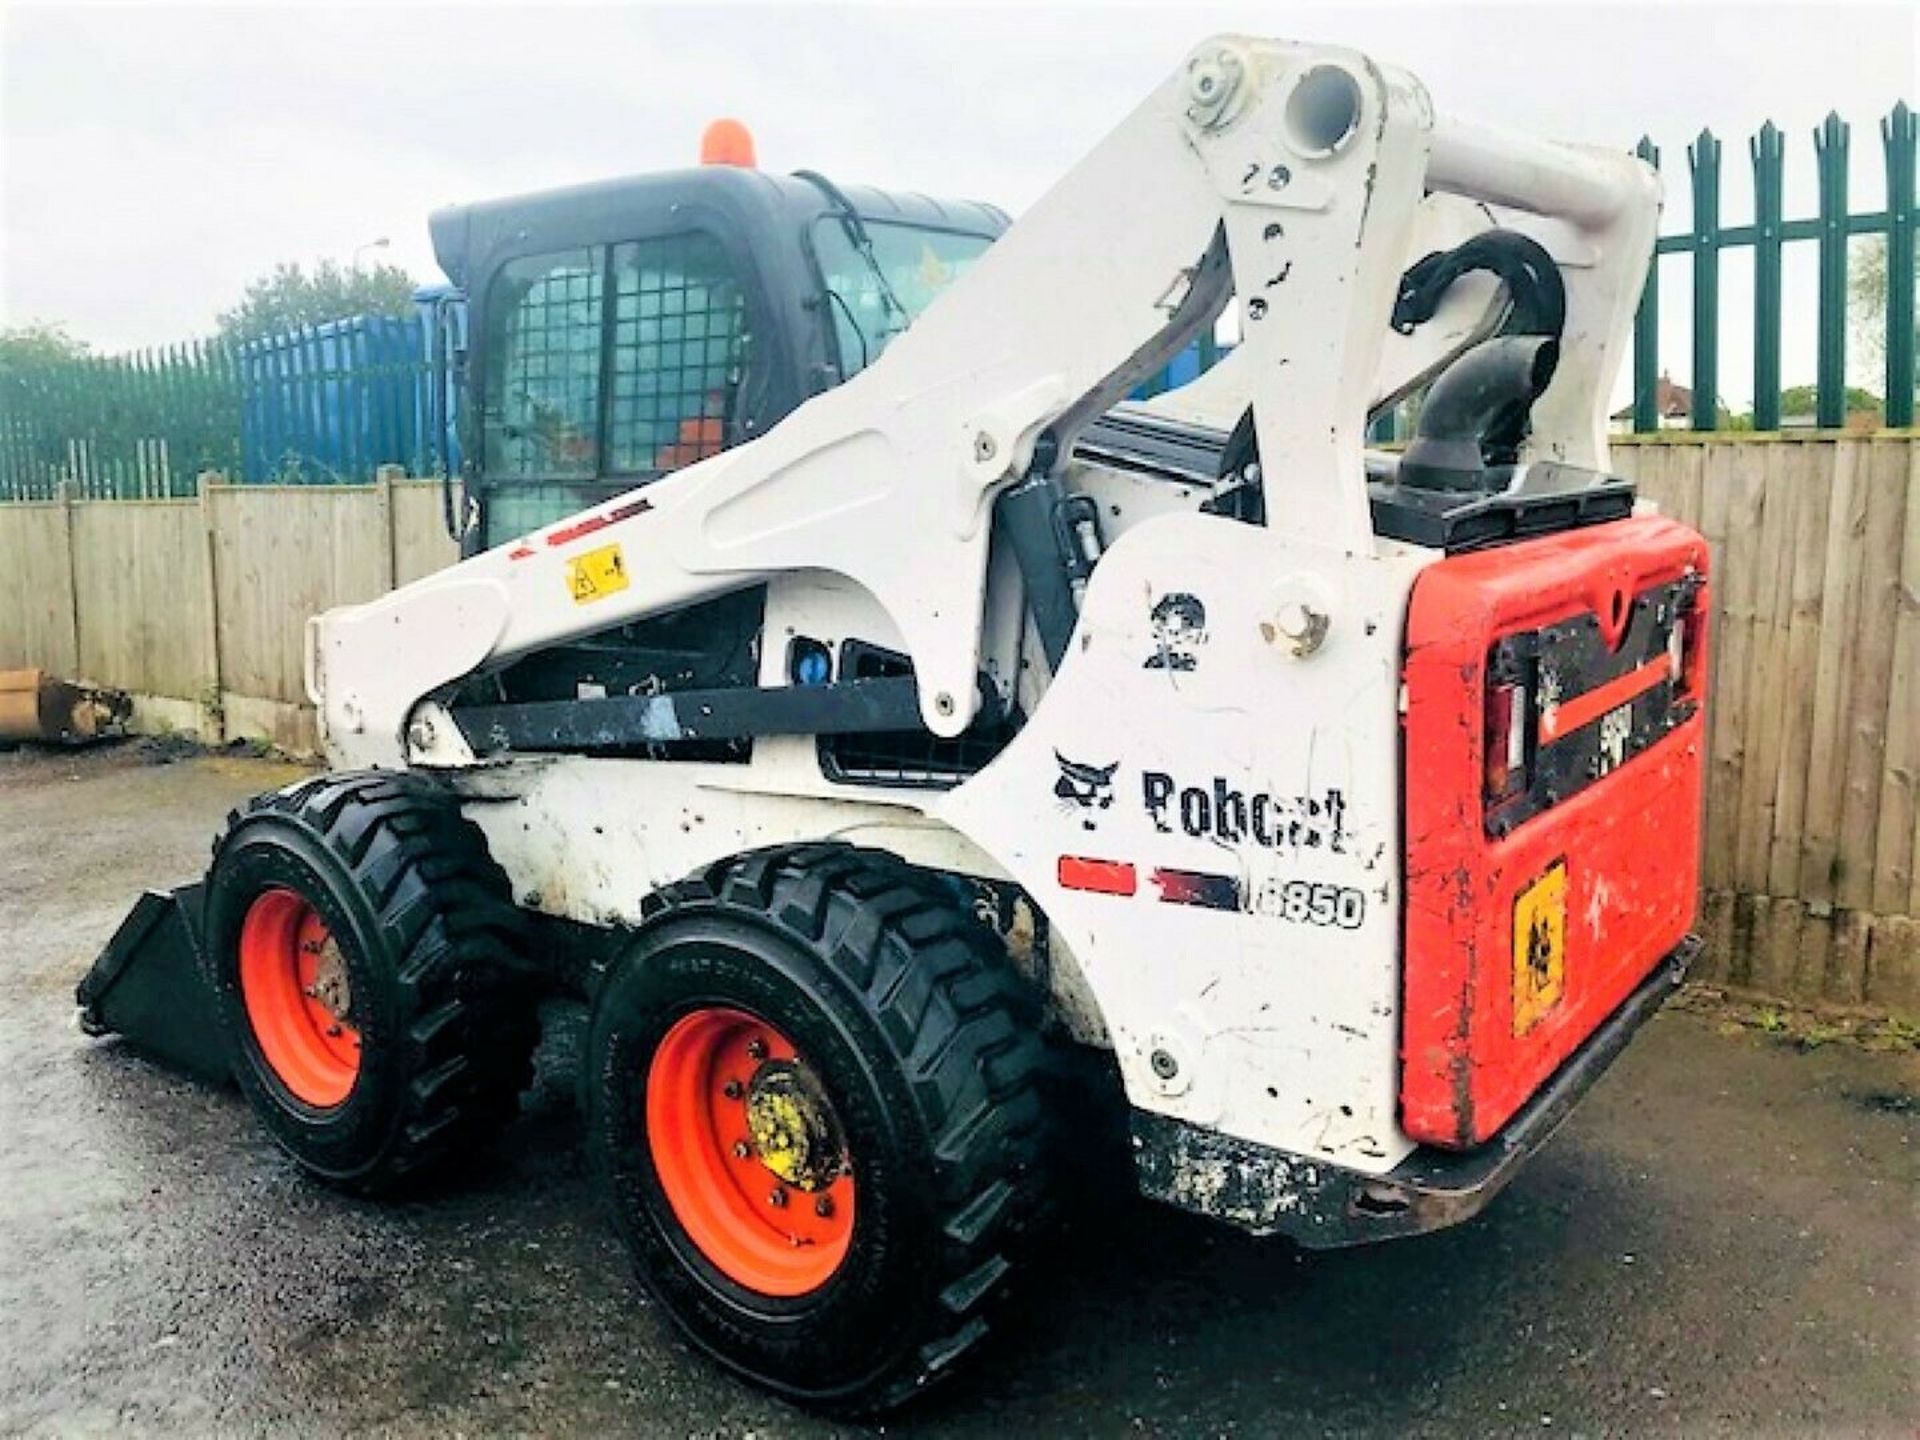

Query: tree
216,259,418,344
1848,236,1918,374
1776,382,1883,417
0,322,90,371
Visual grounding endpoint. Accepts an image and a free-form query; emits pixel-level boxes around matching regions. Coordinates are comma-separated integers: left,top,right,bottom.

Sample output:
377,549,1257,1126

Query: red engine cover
1400,515,1710,1149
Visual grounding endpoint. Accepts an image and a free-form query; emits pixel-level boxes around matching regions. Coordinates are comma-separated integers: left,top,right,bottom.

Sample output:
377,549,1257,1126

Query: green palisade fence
1636,102,1918,433
0,341,243,500
2,100,1913,497
0,328,442,501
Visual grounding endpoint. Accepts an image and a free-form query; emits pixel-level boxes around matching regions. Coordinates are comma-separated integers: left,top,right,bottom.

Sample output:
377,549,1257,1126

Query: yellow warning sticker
1512,859,1568,1035
566,543,629,605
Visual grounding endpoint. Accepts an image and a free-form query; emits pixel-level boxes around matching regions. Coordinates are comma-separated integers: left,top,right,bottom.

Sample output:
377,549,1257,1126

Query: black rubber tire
586,843,1052,1416
204,771,538,1196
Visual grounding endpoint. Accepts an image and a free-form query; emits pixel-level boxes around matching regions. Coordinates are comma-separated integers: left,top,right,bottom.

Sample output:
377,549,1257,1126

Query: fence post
1633,137,1662,433
375,463,401,592
1884,102,1916,428
54,479,82,678
196,470,226,742
1751,121,1786,431
1815,112,1851,428
1689,129,1722,429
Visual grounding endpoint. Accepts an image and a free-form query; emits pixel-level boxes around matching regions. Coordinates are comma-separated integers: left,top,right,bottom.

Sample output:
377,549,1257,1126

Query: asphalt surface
1,742,1915,1438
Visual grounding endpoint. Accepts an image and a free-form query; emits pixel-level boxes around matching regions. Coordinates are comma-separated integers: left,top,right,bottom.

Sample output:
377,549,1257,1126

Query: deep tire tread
210,770,537,1196
636,843,1052,1414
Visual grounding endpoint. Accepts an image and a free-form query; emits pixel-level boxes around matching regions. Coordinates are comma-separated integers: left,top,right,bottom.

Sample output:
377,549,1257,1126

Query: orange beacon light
699,118,757,168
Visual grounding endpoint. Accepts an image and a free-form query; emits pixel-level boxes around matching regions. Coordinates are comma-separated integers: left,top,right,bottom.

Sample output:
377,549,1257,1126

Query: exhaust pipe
1398,336,1560,493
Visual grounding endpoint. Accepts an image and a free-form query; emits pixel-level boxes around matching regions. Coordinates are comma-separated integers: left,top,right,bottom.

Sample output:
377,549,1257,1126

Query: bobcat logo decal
1054,752,1119,831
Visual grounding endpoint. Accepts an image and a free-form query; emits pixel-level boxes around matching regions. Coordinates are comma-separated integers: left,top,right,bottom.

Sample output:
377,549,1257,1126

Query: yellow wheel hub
744,1062,843,1192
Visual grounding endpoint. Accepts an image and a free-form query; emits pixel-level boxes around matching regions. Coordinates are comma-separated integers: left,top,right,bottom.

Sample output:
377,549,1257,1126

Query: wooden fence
0,439,1914,1013
0,472,457,752
1616,433,1918,1014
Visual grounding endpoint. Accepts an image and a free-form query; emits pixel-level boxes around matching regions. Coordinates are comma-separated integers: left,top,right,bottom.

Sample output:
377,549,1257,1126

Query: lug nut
814,1195,835,1218
722,1079,744,1100
745,1038,769,1061
767,1186,788,1208
732,1140,752,1159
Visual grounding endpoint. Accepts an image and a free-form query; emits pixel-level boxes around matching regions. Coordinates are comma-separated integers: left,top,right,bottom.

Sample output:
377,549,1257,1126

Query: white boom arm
310,35,1657,770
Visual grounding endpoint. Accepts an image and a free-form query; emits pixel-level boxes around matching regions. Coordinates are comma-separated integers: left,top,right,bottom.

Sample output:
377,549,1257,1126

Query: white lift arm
310,35,1658,771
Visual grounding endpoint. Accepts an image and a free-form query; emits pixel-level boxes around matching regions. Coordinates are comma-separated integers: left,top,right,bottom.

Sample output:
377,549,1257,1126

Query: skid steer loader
79,35,1708,1413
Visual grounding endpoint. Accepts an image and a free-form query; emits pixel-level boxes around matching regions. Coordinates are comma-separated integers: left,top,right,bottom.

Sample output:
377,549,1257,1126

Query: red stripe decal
1058,856,1137,896
1150,867,1243,910
1539,653,1670,743
545,513,609,546
545,496,653,548
507,544,535,561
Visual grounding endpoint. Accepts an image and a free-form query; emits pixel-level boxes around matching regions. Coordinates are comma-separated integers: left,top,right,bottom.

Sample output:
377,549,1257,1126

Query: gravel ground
1,742,1915,1438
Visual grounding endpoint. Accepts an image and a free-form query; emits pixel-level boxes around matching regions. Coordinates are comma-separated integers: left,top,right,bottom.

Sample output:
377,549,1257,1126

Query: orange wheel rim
238,888,361,1108
647,1007,855,1296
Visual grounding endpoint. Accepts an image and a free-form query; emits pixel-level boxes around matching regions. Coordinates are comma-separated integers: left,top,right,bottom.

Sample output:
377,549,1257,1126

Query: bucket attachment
77,883,232,1085
0,668,131,745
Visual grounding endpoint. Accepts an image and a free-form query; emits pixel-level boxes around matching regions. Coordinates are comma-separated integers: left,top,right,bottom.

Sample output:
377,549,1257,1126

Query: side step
76,883,232,1085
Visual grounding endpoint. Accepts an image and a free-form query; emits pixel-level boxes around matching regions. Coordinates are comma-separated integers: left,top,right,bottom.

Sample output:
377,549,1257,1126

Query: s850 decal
1060,862,1368,929
1249,877,1367,928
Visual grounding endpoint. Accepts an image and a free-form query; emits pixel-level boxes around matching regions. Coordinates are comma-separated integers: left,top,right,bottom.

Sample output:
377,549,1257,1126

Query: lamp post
351,238,391,270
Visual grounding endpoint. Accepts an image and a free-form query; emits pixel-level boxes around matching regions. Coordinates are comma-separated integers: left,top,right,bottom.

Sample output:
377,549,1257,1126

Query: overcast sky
2,1,1914,407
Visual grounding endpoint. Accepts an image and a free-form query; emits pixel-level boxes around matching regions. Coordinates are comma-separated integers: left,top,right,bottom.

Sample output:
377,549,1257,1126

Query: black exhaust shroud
1396,335,1561,492
1370,230,1635,552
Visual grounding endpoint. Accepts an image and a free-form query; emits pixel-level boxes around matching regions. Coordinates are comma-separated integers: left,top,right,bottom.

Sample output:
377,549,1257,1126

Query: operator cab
428,126,1006,750
430,133,1007,553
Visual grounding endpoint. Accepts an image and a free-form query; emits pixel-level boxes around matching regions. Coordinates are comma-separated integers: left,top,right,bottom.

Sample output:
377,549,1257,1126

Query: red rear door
1400,514,1709,1148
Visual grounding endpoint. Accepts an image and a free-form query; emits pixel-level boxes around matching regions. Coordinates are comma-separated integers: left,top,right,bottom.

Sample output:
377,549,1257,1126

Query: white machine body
305,38,1659,1182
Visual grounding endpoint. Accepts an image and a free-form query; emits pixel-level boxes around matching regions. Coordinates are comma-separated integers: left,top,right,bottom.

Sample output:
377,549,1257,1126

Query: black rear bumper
1132,935,1698,1247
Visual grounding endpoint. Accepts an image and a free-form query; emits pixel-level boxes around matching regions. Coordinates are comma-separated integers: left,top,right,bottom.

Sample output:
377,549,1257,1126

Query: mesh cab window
814,221,993,377
607,233,747,473
477,233,750,545
484,248,603,479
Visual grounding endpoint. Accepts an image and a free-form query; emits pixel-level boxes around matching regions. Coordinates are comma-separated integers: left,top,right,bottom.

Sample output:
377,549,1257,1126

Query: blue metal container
412,284,468,480
237,315,425,483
